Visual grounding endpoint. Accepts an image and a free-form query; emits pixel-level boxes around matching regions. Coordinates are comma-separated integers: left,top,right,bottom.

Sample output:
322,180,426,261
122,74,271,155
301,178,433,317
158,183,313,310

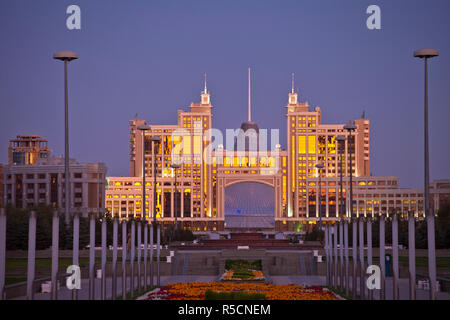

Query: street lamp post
336,135,346,291
343,120,356,219
150,136,161,287
150,136,161,224
344,119,357,299
315,163,324,231
53,51,78,224
137,125,152,221
171,164,180,231
414,48,439,300
137,124,151,290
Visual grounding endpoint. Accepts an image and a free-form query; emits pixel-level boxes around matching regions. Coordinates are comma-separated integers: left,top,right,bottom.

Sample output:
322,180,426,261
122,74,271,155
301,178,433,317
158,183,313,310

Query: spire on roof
200,72,211,105
248,67,251,122
204,72,207,94
288,72,298,105
291,72,295,94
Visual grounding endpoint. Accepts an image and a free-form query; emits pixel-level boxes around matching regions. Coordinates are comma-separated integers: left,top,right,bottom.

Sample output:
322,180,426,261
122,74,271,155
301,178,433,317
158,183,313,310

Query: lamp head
414,48,439,59
53,50,78,61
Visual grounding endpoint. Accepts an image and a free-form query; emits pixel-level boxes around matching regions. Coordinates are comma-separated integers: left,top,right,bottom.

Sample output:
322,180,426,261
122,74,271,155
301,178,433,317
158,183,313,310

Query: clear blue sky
1,0,449,188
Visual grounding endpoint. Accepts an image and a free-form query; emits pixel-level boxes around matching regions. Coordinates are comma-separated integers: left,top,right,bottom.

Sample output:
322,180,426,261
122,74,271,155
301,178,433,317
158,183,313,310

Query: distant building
8,135,51,165
3,157,107,217
431,179,450,212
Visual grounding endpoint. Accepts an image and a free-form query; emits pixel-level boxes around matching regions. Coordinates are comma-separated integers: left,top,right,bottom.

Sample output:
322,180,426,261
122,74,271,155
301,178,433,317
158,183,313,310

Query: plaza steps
172,252,219,276
170,249,318,277
171,232,322,251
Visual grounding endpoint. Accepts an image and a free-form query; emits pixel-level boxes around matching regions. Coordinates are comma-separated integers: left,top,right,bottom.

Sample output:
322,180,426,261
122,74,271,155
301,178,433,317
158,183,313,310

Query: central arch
225,182,275,215
224,181,275,231
216,173,282,229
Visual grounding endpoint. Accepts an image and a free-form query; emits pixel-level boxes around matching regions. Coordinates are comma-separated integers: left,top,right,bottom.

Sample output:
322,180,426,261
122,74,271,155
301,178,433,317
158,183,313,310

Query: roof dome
240,121,259,133
235,120,260,151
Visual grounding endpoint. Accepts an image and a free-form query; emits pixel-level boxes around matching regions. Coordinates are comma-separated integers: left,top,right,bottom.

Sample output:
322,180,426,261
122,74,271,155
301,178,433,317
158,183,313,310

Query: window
12,152,25,164
298,136,306,154
74,173,82,179
308,136,316,154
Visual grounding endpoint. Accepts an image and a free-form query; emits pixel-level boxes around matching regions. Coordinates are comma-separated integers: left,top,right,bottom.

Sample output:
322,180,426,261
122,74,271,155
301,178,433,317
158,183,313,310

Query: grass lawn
398,256,450,269
116,286,159,300
5,277,27,285
5,256,168,287
6,257,90,274
6,256,166,273
332,256,450,269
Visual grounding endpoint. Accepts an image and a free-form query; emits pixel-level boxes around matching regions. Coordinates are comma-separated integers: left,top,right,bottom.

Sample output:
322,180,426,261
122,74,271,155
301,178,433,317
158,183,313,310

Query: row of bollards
324,211,431,300
0,208,162,300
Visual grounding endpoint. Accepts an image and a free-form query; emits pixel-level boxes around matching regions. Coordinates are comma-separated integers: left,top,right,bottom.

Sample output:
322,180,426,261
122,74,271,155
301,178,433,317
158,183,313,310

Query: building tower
8,135,51,165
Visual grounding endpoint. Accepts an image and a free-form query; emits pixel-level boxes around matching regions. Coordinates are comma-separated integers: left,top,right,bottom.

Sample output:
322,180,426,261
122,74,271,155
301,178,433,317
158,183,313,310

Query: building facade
3,157,107,217
8,135,51,165
106,82,449,232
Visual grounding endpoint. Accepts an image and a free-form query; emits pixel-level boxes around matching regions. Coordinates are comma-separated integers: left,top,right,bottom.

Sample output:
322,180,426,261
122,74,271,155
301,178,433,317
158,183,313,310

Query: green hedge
232,269,255,279
225,259,262,271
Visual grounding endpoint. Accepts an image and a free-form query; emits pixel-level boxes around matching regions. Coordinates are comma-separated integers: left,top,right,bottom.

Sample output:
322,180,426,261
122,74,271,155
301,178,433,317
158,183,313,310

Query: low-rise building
3,157,107,217
105,175,450,231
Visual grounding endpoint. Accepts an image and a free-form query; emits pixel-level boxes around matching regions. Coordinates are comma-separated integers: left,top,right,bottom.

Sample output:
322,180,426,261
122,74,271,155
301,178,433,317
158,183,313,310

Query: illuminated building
8,135,51,165
106,75,449,232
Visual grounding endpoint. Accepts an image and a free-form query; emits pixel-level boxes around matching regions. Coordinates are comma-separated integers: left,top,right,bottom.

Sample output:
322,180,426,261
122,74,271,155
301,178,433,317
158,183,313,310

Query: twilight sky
0,0,449,188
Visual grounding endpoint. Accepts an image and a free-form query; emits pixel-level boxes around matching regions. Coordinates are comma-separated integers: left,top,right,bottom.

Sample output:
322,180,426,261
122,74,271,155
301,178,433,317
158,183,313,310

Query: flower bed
141,282,343,300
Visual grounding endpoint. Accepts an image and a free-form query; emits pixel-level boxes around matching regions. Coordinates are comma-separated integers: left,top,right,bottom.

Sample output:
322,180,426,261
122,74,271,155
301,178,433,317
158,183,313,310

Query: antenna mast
248,67,251,122
291,73,295,94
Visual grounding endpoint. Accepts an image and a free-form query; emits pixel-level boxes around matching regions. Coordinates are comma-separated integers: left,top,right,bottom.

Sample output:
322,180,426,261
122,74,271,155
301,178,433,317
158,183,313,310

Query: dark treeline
305,203,450,249
4,205,195,250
